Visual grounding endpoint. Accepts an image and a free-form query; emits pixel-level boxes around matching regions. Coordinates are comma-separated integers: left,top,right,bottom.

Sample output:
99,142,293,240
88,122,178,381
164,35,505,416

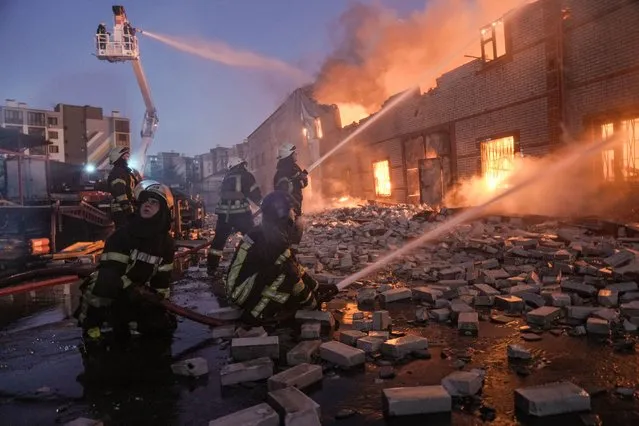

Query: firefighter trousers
207,211,255,273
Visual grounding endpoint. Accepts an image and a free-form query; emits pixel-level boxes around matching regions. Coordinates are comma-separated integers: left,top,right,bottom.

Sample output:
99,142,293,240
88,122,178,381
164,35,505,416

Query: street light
85,163,96,173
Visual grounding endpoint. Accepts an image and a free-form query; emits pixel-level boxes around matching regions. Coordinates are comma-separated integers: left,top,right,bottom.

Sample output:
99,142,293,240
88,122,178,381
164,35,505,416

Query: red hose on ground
0,275,80,298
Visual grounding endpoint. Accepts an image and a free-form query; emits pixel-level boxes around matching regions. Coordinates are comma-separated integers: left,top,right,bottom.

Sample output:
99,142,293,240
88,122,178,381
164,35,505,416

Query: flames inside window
481,136,515,190
600,118,639,182
373,160,391,196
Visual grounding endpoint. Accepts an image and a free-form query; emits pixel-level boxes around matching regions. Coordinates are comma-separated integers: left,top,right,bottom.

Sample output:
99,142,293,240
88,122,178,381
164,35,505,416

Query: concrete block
550,293,571,307
438,279,468,289
606,281,638,293
368,330,390,341
508,284,540,296
435,298,451,309
383,386,452,416
520,292,546,308
372,310,391,330
507,344,532,360
458,312,479,336
621,301,639,317
231,336,279,361
339,330,367,346
526,307,562,326
208,403,279,426
593,308,619,322
474,295,494,306
352,311,364,320
212,324,236,339
623,319,638,332
604,250,635,268
295,310,335,328
381,287,412,302
220,357,274,386
621,291,639,302
208,307,242,321
353,319,373,331
415,307,429,322
356,336,383,353
561,282,597,297
412,286,443,302
357,288,377,304
473,283,500,296
237,326,268,338
586,317,610,335
300,322,321,340
495,295,525,313
450,302,474,320
566,306,600,320
268,363,323,391
171,357,209,377
441,370,483,396
381,335,428,358
319,341,366,367
429,308,450,322
287,340,321,366
514,382,591,417
597,289,619,308
65,419,103,426
268,386,321,426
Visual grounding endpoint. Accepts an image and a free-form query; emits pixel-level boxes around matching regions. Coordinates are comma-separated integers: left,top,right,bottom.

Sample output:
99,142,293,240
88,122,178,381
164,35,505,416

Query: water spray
140,30,310,83
336,135,617,290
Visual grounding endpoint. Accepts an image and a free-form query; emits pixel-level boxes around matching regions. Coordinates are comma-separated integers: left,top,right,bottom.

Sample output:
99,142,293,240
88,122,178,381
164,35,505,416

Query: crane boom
94,5,158,174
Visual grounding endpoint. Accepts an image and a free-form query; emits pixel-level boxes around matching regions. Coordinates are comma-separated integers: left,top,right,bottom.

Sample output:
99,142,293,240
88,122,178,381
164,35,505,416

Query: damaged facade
249,0,639,206
246,86,341,195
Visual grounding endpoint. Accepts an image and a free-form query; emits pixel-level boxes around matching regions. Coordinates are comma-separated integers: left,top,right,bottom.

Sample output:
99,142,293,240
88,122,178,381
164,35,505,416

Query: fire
337,103,369,127
480,136,515,191
373,160,392,196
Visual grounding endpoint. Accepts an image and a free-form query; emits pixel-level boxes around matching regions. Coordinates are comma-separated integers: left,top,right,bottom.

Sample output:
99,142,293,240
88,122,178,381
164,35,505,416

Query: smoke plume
313,0,523,113
445,137,635,221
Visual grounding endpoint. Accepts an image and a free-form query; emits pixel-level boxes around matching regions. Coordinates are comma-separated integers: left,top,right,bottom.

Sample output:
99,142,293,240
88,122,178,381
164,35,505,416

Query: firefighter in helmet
107,146,141,229
225,190,338,325
75,180,177,345
273,143,308,216
207,157,262,275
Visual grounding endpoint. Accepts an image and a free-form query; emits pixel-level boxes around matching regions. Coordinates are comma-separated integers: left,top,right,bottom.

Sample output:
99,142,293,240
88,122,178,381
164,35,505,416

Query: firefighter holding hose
207,157,262,276
75,180,177,345
107,146,141,229
273,143,308,216
224,191,338,325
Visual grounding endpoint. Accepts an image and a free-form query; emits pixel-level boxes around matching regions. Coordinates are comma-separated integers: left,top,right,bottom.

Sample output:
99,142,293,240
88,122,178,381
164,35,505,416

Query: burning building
245,0,639,212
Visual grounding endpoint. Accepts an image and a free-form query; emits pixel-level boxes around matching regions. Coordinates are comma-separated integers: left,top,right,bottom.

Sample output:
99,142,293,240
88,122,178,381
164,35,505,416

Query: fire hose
0,240,227,327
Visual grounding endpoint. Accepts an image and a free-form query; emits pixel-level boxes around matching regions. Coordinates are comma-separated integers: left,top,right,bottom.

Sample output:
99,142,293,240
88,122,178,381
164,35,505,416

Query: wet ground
1,274,639,426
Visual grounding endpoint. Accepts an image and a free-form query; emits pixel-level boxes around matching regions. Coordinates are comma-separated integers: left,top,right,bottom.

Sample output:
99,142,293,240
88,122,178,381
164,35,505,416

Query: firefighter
207,157,262,275
273,143,308,216
75,181,177,345
225,191,338,325
96,23,107,50
107,146,140,229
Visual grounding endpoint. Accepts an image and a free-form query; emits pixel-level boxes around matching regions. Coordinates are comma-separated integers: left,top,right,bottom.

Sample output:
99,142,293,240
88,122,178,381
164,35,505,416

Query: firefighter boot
207,251,222,276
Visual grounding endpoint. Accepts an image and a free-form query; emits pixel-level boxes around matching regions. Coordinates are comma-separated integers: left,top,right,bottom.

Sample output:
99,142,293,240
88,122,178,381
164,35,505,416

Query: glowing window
621,118,639,180
480,136,515,190
601,122,615,182
373,160,391,197
481,19,507,62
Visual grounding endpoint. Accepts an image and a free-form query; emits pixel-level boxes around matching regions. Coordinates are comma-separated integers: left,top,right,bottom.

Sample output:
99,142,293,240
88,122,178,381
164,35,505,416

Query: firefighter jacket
215,166,261,216
107,164,139,216
76,226,175,325
225,227,319,323
274,157,308,214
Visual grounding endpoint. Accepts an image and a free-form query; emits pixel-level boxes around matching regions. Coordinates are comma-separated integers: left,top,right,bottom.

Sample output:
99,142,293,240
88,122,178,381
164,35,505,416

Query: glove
316,284,339,303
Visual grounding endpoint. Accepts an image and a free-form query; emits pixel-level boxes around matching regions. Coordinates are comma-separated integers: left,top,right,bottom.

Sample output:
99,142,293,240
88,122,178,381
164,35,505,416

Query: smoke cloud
445,137,634,221
313,0,523,113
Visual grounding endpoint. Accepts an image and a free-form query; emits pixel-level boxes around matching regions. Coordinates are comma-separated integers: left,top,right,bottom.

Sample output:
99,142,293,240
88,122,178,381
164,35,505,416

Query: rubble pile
199,206,639,423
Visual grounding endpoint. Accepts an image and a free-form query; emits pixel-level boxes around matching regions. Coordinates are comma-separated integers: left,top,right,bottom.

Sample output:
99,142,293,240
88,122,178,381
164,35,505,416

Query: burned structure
248,0,639,207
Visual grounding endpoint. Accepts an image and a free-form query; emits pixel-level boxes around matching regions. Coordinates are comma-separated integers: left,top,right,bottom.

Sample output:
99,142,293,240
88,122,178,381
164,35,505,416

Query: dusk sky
0,0,427,156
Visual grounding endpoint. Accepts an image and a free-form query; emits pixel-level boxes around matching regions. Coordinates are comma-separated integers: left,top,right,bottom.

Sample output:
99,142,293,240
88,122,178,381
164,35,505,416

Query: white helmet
109,146,130,164
228,156,246,169
277,143,296,160
134,180,175,214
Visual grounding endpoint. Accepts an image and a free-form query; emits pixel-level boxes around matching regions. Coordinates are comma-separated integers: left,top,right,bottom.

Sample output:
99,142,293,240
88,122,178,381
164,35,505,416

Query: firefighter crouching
273,143,308,216
225,191,338,326
107,146,141,229
75,180,177,344
207,157,262,275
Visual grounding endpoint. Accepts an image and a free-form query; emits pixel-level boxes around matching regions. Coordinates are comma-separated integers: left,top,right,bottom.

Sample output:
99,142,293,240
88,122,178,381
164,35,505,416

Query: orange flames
373,160,392,196
337,103,370,127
